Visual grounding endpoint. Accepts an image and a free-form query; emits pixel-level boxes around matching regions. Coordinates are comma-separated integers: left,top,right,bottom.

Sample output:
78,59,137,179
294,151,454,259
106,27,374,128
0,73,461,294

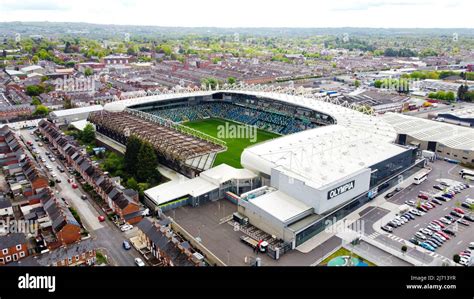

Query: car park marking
414,224,420,228
443,207,448,211
457,240,463,245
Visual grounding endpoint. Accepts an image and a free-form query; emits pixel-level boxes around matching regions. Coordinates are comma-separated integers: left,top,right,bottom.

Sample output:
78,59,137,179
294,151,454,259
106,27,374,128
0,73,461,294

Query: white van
466,198,474,205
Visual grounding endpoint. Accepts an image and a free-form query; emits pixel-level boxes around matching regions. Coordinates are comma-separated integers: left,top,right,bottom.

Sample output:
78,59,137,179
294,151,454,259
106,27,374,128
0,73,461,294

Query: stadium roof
104,90,396,142
382,112,474,151
105,90,400,190
51,105,103,118
242,124,407,189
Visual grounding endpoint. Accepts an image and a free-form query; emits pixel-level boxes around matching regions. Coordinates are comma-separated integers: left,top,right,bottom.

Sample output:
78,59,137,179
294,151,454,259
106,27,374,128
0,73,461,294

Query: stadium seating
145,101,319,135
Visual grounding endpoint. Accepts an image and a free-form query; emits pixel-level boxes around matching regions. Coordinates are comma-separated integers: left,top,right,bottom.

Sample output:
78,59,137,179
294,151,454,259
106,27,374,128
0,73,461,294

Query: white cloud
0,0,472,28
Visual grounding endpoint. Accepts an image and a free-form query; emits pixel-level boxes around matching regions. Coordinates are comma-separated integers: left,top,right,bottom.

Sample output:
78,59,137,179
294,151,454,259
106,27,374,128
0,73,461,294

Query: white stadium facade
99,89,425,248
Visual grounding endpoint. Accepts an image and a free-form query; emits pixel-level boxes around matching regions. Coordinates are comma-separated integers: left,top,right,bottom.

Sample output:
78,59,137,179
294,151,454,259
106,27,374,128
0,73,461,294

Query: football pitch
182,118,279,168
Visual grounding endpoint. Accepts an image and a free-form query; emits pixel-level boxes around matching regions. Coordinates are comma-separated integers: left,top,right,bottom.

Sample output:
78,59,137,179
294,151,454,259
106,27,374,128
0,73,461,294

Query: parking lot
385,160,474,264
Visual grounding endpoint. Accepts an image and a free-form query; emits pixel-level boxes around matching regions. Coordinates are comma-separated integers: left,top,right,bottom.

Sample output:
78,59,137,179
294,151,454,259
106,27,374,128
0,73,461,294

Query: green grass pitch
182,118,279,168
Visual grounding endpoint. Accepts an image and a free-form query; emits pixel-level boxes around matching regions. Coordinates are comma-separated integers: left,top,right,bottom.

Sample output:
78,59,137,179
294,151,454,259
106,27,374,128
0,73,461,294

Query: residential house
136,218,199,267
0,233,29,265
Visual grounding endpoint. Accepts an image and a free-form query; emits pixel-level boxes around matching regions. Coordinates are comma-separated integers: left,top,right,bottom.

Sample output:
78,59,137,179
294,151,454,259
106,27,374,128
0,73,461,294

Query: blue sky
0,0,472,28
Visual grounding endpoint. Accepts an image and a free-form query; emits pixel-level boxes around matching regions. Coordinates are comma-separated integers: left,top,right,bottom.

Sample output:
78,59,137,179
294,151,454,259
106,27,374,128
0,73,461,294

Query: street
18,128,144,266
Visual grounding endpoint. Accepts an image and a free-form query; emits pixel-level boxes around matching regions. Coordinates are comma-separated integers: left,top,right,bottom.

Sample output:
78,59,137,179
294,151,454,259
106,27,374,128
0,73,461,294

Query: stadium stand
146,102,318,135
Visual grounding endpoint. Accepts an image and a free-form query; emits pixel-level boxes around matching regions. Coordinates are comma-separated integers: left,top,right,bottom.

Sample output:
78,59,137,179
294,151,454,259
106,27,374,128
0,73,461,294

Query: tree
33,105,49,116
227,77,236,85
453,254,461,263
80,123,96,144
26,85,45,96
136,141,157,182
354,80,360,88
124,135,142,176
31,97,41,106
401,245,408,254
84,68,93,77
458,85,469,101
126,177,139,191
445,91,455,102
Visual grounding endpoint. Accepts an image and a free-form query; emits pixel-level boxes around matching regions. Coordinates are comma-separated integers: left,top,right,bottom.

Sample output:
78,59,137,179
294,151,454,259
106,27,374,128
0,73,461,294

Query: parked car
420,242,435,252
123,240,131,250
405,200,415,206
420,228,433,236
440,181,450,187
431,199,442,205
461,202,472,209
433,185,444,191
432,220,445,228
415,232,426,240
429,238,443,247
464,215,474,222
81,194,88,200
439,217,451,225
381,225,393,233
442,193,453,199
457,219,470,226
441,229,456,237
72,183,78,189
403,213,415,220
435,196,447,202
425,240,438,248
434,232,448,241
450,211,463,218
418,194,429,200
469,242,474,250
135,257,145,267
409,238,419,245
121,224,133,232
444,215,455,222
453,208,465,215
98,215,105,222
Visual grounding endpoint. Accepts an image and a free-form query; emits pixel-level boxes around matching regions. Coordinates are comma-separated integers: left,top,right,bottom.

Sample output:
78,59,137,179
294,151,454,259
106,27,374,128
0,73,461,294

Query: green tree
354,80,360,88
84,68,93,77
26,85,45,96
227,77,237,85
33,105,49,116
136,141,157,182
126,177,139,191
124,135,142,176
80,123,96,144
453,254,461,263
31,97,41,106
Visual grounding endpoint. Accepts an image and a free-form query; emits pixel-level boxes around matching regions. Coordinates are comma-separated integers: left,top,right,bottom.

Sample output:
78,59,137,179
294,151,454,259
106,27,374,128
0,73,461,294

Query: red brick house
0,233,29,265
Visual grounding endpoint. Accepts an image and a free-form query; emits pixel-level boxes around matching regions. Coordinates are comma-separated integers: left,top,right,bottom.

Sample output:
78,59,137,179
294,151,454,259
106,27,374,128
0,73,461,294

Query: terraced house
38,120,143,224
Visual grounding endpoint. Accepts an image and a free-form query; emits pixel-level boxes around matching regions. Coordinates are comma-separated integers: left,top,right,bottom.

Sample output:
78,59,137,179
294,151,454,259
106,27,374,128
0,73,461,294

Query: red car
98,215,105,222
72,183,78,189
418,194,429,200
453,208,465,215
436,231,450,240
432,220,446,228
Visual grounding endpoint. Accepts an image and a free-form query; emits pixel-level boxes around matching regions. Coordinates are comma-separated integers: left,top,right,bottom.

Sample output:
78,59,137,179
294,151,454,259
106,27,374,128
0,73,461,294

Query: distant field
182,118,279,168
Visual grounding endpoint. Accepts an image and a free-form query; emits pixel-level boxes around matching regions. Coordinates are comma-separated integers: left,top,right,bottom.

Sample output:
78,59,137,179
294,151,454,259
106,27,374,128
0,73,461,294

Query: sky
0,0,473,28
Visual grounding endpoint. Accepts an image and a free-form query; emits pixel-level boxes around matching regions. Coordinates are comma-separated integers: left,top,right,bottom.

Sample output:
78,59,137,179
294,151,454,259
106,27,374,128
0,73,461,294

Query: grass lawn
182,118,279,168
319,247,376,266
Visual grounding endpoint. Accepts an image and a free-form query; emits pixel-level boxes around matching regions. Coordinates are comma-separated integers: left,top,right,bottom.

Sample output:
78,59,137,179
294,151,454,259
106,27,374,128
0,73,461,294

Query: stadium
89,88,424,249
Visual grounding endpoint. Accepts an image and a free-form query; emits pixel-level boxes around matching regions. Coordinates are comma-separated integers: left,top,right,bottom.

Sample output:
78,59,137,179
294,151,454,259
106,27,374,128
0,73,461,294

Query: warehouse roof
382,112,474,151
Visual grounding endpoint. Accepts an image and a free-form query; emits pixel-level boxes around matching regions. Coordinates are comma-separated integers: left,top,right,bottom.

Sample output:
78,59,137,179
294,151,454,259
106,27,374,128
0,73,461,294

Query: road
19,128,144,266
